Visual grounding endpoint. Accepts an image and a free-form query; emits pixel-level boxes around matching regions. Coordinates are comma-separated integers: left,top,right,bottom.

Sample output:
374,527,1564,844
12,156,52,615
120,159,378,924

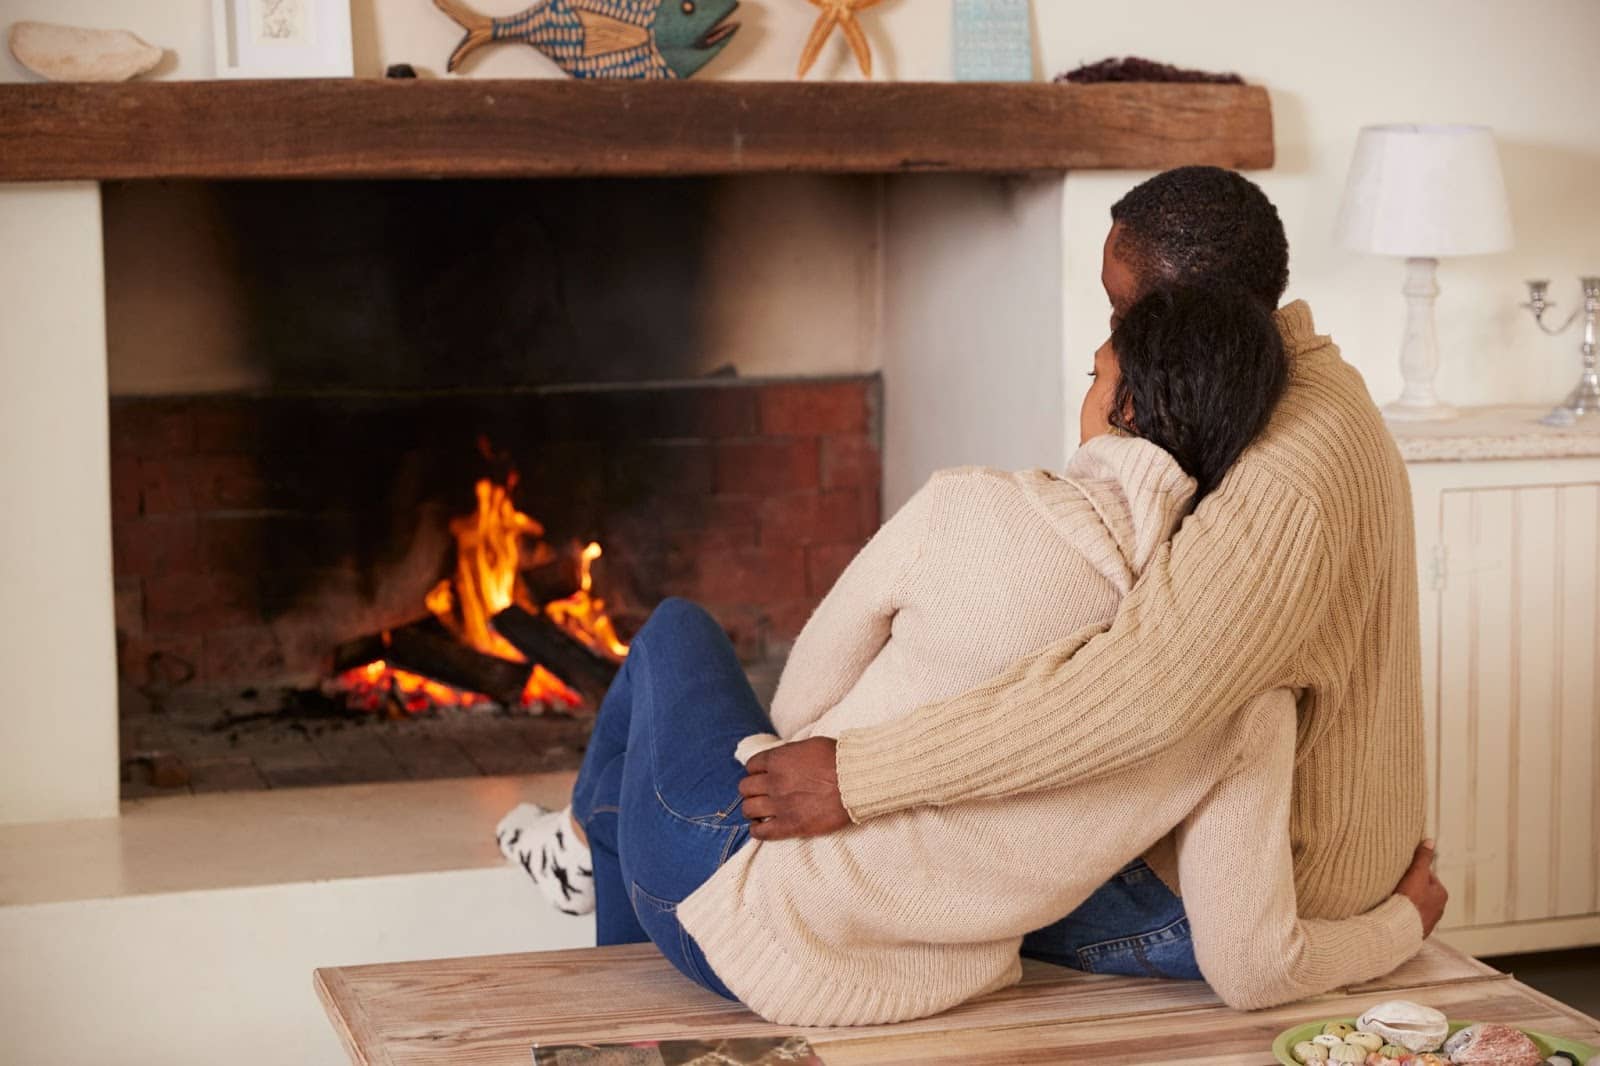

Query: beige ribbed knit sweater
832,300,1426,921
678,349,1425,1023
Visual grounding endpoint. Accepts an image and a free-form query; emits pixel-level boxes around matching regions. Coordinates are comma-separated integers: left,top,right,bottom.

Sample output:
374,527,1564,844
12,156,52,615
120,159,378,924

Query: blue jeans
570,598,770,1001
1021,858,1201,979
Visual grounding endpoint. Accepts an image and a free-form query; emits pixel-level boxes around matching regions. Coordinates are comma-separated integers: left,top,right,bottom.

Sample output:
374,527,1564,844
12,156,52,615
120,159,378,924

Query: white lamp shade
1335,124,1513,257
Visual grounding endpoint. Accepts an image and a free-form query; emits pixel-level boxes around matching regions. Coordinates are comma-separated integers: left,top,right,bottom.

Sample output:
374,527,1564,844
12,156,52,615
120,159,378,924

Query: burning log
332,632,390,677
523,554,582,604
493,604,619,707
376,622,533,707
385,625,532,707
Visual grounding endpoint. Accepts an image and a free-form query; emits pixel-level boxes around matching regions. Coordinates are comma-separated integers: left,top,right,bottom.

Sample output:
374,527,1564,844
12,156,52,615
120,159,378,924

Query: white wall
882,176,1065,509
0,867,593,1066
1041,0,1600,455
0,185,119,825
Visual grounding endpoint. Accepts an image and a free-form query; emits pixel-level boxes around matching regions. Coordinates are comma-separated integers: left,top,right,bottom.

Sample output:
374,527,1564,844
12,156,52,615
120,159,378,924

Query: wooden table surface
316,941,1600,1065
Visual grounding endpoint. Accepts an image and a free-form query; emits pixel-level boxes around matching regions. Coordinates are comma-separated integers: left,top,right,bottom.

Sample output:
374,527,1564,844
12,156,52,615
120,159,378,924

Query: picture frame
211,0,353,79
952,0,1033,83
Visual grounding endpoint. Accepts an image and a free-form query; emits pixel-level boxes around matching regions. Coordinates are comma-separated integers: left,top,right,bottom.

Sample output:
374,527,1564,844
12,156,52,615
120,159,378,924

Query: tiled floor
1486,947,1600,1018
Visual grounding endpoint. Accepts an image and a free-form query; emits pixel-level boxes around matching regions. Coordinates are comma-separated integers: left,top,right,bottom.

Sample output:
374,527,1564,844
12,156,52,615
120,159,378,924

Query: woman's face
1079,339,1120,445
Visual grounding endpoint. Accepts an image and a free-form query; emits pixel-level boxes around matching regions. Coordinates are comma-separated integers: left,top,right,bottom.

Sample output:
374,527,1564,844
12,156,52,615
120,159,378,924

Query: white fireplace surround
0,173,1070,828
0,183,122,825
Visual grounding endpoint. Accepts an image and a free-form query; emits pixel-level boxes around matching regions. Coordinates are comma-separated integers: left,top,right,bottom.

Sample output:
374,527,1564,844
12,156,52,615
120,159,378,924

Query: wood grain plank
311,942,1494,1066
1415,481,1443,841
1436,490,1476,926
1511,487,1557,922
1470,489,1515,926
0,80,1274,181
806,980,1600,1066
1558,485,1600,916
315,967,381,1066
311,941,1593,1066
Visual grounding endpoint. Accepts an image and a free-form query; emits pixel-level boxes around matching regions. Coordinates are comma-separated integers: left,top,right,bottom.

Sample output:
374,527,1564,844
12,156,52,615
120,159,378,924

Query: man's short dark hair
1110,167,1290,309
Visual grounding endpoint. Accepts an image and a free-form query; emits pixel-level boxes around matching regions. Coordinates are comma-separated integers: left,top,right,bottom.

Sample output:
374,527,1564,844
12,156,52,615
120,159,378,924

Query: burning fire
546,542,631,660
334,463,628,715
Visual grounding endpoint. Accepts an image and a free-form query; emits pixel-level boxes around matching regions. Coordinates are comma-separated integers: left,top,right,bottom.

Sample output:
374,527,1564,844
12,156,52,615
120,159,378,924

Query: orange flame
427,475,541,663
545,542,631,660
335,464,627,714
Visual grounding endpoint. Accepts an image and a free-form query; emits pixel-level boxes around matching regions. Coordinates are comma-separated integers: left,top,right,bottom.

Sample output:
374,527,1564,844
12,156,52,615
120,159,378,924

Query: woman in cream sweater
500,287,1439,1025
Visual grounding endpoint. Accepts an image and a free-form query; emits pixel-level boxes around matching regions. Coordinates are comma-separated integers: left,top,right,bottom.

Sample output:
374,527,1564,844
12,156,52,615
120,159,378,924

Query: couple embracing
498,166,1448,1025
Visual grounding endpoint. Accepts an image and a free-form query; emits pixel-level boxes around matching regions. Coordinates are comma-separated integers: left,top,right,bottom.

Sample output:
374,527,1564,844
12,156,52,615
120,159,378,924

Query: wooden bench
316,941,1600,1065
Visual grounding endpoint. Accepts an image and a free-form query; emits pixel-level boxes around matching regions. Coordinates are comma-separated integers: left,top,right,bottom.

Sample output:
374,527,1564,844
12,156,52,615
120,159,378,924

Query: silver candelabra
1523,276,1600,426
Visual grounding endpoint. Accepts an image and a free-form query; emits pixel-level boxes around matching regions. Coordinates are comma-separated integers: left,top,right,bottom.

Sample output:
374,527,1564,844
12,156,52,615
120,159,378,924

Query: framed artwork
211,0,353,78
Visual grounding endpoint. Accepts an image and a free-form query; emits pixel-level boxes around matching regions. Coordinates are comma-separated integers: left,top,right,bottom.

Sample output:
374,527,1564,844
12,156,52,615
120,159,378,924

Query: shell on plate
1345,1032,1383,1053
1291,1041,1330,1064
1356,1000,1450,1053
1327,1044,1365,1064
1323,1023,1356,1039
1442,1022,1544,1066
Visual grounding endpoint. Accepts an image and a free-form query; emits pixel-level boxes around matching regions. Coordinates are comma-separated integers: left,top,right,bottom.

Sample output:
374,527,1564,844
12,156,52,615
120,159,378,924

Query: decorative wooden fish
434,0,739,80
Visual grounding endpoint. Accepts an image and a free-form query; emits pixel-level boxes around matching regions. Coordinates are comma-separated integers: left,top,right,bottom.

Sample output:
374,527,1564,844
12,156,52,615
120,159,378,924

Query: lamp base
1383,399,1459,422
1383,257,1458,423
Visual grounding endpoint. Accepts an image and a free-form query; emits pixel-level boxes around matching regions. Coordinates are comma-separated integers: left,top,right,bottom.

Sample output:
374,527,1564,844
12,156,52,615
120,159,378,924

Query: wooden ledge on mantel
0,79,1273,182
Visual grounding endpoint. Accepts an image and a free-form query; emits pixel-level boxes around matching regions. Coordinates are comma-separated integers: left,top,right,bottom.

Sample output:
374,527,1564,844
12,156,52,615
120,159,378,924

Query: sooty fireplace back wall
111,379,881,689
106,178,882,790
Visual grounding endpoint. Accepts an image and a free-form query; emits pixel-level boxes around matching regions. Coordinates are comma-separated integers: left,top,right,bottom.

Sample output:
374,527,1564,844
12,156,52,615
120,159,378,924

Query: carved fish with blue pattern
433,0,740,80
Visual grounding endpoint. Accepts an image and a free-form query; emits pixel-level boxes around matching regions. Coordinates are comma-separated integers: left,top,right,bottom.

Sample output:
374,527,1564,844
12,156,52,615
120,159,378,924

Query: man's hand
1396,839,1448,937
739,737,851,840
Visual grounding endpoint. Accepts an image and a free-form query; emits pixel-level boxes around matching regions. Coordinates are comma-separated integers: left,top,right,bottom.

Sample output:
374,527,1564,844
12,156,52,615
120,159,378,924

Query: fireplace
0,154,1080,820
106,178,886,796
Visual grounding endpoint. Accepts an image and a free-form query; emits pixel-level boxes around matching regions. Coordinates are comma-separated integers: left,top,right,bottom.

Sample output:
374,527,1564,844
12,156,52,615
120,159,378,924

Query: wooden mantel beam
0,79,1273,182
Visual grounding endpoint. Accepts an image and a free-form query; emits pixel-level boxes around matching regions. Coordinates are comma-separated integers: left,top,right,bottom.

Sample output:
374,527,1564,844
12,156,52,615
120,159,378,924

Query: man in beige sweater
743,167,1445,985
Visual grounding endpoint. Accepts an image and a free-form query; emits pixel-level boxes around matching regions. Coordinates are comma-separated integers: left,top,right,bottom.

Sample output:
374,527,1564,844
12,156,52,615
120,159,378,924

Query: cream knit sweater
830,302,1426,923
678,366,1424,1024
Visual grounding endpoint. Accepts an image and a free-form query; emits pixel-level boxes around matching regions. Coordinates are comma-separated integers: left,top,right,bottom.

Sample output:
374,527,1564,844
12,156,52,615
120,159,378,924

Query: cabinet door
1433,483,1599,931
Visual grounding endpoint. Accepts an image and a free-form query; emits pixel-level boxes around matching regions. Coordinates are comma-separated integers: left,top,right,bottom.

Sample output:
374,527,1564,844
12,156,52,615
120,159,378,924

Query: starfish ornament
797,0,886,79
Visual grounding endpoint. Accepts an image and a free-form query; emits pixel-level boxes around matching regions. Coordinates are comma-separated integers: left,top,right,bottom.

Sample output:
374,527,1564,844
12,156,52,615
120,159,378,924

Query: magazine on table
531,1035,824,1065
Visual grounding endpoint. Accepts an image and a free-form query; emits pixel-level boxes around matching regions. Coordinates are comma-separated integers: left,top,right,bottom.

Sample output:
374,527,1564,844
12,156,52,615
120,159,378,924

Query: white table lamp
1335,124,1513,421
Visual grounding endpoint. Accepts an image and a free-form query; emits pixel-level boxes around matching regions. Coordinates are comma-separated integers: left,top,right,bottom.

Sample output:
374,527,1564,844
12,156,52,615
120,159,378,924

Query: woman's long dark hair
1109,287,1288,501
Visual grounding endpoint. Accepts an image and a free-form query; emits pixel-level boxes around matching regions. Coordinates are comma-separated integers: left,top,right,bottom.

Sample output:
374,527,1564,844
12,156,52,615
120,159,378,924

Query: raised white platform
0,774,593,1066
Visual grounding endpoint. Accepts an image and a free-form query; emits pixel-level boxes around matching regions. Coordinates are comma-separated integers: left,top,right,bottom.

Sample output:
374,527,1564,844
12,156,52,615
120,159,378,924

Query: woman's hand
740,738,850,840
1395,839,1448,937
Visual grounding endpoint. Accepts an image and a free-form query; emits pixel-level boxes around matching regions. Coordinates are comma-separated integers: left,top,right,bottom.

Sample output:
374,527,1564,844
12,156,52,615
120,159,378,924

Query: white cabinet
1399,407,1600,955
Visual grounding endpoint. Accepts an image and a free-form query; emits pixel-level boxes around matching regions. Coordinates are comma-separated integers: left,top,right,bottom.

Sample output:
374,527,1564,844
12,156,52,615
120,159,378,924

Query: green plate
1271,1018,1599,1064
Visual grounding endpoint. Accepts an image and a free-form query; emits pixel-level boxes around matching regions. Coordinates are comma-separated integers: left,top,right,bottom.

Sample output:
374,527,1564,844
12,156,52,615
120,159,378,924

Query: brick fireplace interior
107,178,884,797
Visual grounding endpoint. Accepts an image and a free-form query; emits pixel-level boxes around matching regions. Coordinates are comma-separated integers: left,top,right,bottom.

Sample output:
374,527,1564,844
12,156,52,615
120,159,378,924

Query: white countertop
1388,405,1600,463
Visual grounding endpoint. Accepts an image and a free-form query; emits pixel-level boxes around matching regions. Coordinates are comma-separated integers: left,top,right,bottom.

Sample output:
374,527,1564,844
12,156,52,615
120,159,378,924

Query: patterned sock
495,803,595,916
